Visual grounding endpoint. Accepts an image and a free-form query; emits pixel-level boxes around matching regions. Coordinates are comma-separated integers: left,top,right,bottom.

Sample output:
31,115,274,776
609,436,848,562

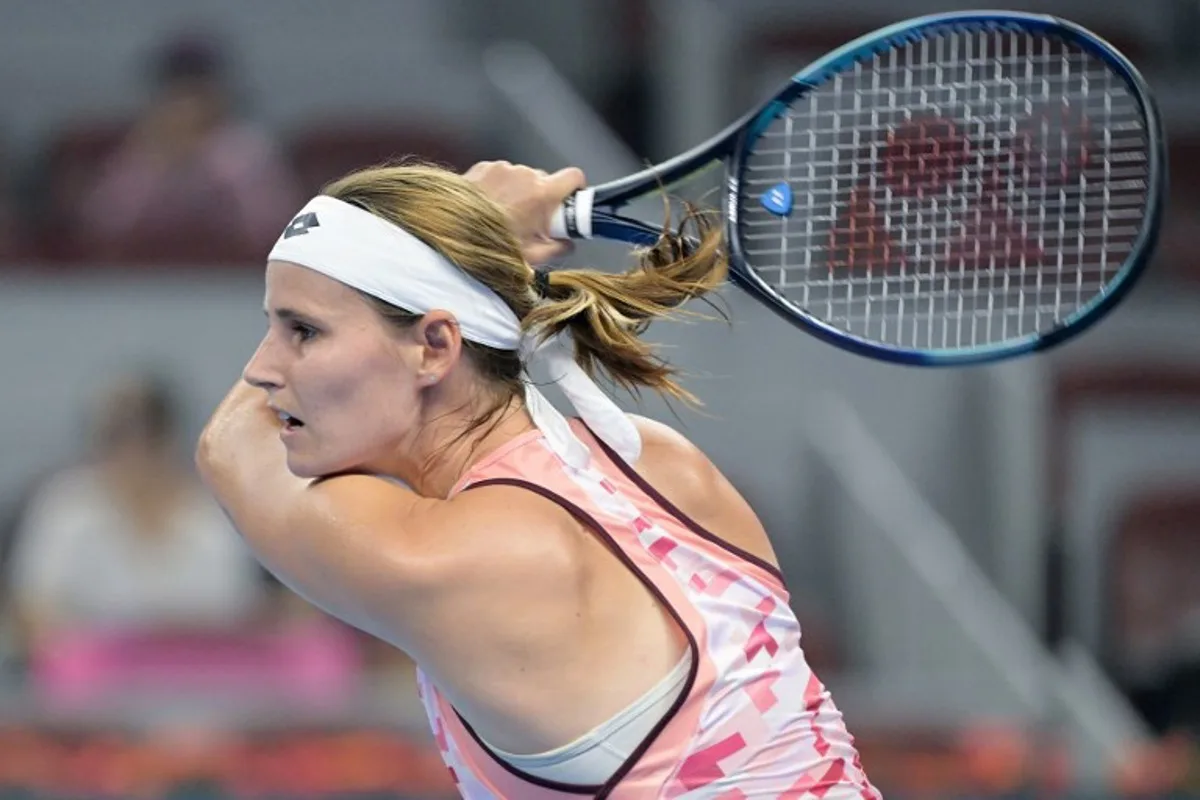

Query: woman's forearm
197,379,277,471
195,378,438,638
196,380,307,535
195,380,330,612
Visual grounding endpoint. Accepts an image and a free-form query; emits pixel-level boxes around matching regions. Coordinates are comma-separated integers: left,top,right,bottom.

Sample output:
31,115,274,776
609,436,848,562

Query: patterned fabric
417,423,881,799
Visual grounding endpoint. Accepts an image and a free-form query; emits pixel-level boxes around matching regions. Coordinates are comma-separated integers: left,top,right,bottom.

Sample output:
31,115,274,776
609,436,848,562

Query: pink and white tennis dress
416,421,881,799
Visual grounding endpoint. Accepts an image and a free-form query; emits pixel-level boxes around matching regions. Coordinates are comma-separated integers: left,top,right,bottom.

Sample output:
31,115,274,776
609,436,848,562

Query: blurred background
0,0,1198,797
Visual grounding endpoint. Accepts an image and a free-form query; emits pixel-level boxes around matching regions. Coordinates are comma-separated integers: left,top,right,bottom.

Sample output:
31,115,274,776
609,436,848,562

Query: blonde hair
321,161,728,406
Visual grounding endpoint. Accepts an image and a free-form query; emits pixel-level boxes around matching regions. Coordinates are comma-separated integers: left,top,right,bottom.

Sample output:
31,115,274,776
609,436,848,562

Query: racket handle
548,188,595,240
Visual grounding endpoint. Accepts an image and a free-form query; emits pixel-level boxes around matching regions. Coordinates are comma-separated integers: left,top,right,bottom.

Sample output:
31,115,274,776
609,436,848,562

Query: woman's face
243,261,429,478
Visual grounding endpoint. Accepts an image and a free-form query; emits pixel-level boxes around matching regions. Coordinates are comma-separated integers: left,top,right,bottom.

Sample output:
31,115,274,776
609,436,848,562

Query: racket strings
737,27,1151,350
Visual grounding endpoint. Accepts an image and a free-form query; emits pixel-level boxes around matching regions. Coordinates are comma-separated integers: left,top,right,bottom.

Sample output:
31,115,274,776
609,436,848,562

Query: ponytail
522,202,728,404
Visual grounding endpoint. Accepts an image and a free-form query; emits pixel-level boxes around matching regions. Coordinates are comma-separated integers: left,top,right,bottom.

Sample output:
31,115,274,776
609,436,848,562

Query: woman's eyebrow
265,307,312,323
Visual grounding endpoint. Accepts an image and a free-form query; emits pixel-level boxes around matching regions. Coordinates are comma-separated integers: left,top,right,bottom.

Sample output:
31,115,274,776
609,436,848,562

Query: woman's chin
286,451,380,482
284,452,330,480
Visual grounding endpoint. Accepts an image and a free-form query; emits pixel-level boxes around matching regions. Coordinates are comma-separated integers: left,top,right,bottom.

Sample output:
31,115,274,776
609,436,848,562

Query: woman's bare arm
194,380,447,636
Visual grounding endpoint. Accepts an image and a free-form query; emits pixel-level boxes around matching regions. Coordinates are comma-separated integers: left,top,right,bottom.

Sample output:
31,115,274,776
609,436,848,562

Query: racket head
727,11,1166,366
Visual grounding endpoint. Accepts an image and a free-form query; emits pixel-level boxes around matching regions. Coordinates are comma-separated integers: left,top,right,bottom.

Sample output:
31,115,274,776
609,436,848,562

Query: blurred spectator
74,32,302,264
4,370,271,655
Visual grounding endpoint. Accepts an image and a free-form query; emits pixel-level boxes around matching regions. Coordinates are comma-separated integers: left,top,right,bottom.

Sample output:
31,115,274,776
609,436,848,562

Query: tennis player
196,159,880,799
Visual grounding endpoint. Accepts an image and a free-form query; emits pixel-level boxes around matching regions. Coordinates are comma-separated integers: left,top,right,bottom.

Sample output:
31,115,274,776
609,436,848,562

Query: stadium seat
1157,134,1200,287
1049,364,1200,509
27,119,128,263
1106,485,1200,734
1108,486,1200,659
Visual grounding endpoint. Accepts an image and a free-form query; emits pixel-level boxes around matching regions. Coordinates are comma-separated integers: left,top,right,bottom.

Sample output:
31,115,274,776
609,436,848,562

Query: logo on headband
283,212,321,239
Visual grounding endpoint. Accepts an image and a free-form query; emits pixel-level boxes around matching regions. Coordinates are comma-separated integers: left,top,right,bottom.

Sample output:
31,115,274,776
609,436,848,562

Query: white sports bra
480,650,693,785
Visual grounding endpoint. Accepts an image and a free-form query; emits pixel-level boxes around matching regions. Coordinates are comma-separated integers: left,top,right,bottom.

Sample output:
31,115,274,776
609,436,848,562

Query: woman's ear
414,311,463,386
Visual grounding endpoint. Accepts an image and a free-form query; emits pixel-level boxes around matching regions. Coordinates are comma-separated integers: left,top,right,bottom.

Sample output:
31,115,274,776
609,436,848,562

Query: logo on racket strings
760,182,793,217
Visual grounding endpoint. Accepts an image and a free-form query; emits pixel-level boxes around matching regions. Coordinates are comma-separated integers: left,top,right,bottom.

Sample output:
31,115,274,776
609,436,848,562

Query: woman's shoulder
625,413,721,484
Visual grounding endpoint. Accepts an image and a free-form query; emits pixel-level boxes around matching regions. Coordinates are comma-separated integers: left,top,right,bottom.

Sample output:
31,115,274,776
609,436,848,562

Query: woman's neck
390,396,536,498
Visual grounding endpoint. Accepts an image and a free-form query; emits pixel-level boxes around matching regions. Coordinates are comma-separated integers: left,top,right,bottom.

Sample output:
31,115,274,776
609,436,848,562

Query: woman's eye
291,322,318,342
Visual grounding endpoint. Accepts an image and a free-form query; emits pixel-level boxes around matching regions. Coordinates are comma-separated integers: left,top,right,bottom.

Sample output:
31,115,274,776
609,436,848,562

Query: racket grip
548,188,595,240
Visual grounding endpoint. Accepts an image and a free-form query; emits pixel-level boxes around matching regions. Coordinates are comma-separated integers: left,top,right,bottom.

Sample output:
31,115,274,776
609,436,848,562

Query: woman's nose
242,337,284,391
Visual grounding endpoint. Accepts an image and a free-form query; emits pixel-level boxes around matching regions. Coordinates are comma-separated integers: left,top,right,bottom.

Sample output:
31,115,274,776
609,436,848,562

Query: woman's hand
463,161,587,266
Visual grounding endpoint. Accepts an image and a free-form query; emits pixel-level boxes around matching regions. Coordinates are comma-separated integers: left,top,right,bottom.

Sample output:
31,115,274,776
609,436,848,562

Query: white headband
267,195,641,471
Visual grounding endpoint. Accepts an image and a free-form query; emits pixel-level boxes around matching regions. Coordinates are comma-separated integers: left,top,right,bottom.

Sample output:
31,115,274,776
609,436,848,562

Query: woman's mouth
276,409,306,432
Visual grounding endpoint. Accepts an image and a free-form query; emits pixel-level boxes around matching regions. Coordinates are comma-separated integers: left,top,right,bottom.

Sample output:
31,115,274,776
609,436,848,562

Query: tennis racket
548,11,1166,366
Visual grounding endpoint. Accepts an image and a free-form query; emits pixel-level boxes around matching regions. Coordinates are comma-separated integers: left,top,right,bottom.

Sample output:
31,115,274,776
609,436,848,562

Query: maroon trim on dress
456,477,700,798
582,423,788,586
